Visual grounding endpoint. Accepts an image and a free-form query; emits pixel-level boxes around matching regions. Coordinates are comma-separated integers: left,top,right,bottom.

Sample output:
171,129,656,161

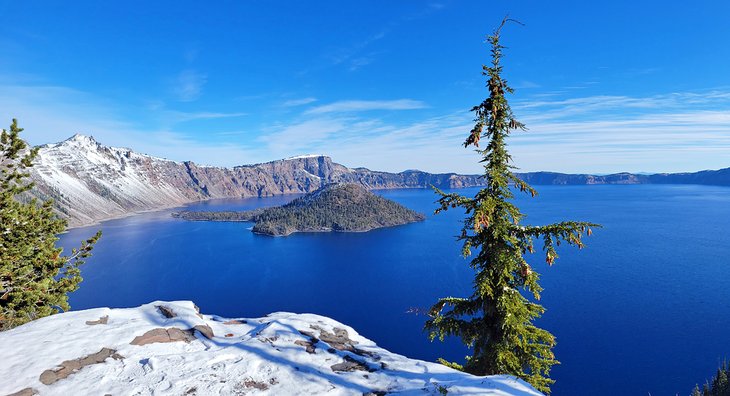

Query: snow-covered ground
0,301,542,395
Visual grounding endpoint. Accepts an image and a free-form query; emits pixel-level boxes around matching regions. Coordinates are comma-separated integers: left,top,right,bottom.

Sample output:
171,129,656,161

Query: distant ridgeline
27,135,483,227
25,134,730,228
516,169,730,185
173,183,426,236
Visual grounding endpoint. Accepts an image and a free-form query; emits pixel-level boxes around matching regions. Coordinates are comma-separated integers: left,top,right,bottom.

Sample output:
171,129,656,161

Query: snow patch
283,154,326,160
0,301,542,396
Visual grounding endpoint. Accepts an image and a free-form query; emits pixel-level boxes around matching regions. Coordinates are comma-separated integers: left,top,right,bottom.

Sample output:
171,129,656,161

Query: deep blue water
59,185,730,396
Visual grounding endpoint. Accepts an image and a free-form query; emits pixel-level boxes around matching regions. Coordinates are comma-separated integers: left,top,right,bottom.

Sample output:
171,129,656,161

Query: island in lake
172,183,426,236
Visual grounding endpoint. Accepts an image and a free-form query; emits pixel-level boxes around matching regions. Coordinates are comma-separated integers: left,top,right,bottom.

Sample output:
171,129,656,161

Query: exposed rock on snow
129,327,199,346
5,387,37,396
0,301,542,395
156,304,178,319
39,348,123,385
27,135,485,227
84,315,108,326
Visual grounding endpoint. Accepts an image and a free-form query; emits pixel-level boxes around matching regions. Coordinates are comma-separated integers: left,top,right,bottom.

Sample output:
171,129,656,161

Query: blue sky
2,1,730,174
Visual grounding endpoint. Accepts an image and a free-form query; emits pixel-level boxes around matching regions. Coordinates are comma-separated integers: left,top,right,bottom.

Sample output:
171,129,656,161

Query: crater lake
60,185,730,395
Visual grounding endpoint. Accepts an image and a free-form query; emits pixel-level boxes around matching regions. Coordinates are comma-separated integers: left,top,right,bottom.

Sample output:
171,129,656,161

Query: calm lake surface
60,185,730,395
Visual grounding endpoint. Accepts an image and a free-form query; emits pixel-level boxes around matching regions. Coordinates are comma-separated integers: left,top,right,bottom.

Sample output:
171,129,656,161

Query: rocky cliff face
28,135,485,227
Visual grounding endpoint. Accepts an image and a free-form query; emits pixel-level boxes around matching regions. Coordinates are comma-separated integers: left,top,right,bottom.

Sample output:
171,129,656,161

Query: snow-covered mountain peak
28,135,203,226
26,136,485,227
65,133,96,143
41,134,176,166
37,134,96,151
57,133,99,149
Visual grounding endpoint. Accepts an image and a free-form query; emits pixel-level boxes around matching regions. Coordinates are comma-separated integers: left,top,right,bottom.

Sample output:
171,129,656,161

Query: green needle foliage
425,20,599,394
0,119,101,330
693,361,730,396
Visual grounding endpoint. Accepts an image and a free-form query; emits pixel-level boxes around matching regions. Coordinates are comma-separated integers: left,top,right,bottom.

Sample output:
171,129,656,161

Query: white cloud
0,84,133,145
164,111,247,123
256,90,730,174
326,30,388,68
322,3,444,72
127,131,261,167
0,83,263,167
282,97,317,107
514,80,541,89
256,112,478,173
172,70,207,102
349,55,375,71
504,91,730,173
305,99,427,115
258,118,348,156
4,79,730,175
514,91,730,122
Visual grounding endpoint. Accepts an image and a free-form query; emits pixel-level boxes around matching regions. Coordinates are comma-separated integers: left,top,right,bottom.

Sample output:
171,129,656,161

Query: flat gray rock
39,348,122,385
85,316,108,326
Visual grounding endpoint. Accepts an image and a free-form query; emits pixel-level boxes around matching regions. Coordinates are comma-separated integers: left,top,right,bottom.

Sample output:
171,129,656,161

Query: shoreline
62,186,447,231
64,201,202,231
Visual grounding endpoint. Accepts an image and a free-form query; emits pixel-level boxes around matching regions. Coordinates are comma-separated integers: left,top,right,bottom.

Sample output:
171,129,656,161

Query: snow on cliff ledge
0,301,541,396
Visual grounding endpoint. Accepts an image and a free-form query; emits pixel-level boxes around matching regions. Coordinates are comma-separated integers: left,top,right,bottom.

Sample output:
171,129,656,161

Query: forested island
172,183,425,236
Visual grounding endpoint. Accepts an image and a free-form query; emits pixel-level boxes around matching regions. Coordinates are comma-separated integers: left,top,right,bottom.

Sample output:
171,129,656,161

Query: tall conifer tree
0,119,101,330
425,20,598,394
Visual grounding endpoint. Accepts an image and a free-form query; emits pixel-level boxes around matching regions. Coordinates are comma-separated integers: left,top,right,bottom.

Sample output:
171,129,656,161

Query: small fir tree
695,361,730,396
0,119,101,330
425,20,598,394
712,363,730,396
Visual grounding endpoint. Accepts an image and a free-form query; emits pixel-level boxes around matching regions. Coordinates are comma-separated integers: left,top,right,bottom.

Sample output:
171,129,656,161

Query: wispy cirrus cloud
501,90,730,172
259,118,349,153
326,31,388,70
256,89,730,174
256,112,476,171
348,55,376,71
514,80,541,89
305,99,427,115
0,82,262,166
282,97,317,107
507,112,730,173
322,3,446,72
164,111,247,123
5,75,730,174
172,69,207,102
515,90,730,117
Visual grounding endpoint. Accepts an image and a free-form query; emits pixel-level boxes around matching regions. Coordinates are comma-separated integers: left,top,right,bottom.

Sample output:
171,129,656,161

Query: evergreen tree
712,363,729,396
0,119,101,330
424,20,598,394
693,384,703,396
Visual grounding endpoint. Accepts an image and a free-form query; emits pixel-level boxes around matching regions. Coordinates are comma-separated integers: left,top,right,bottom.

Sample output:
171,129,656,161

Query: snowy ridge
284,154,326,161
30,135,201,226
27,135,486,227
40,134,179,164
28,136,338,226
0,301,541,395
